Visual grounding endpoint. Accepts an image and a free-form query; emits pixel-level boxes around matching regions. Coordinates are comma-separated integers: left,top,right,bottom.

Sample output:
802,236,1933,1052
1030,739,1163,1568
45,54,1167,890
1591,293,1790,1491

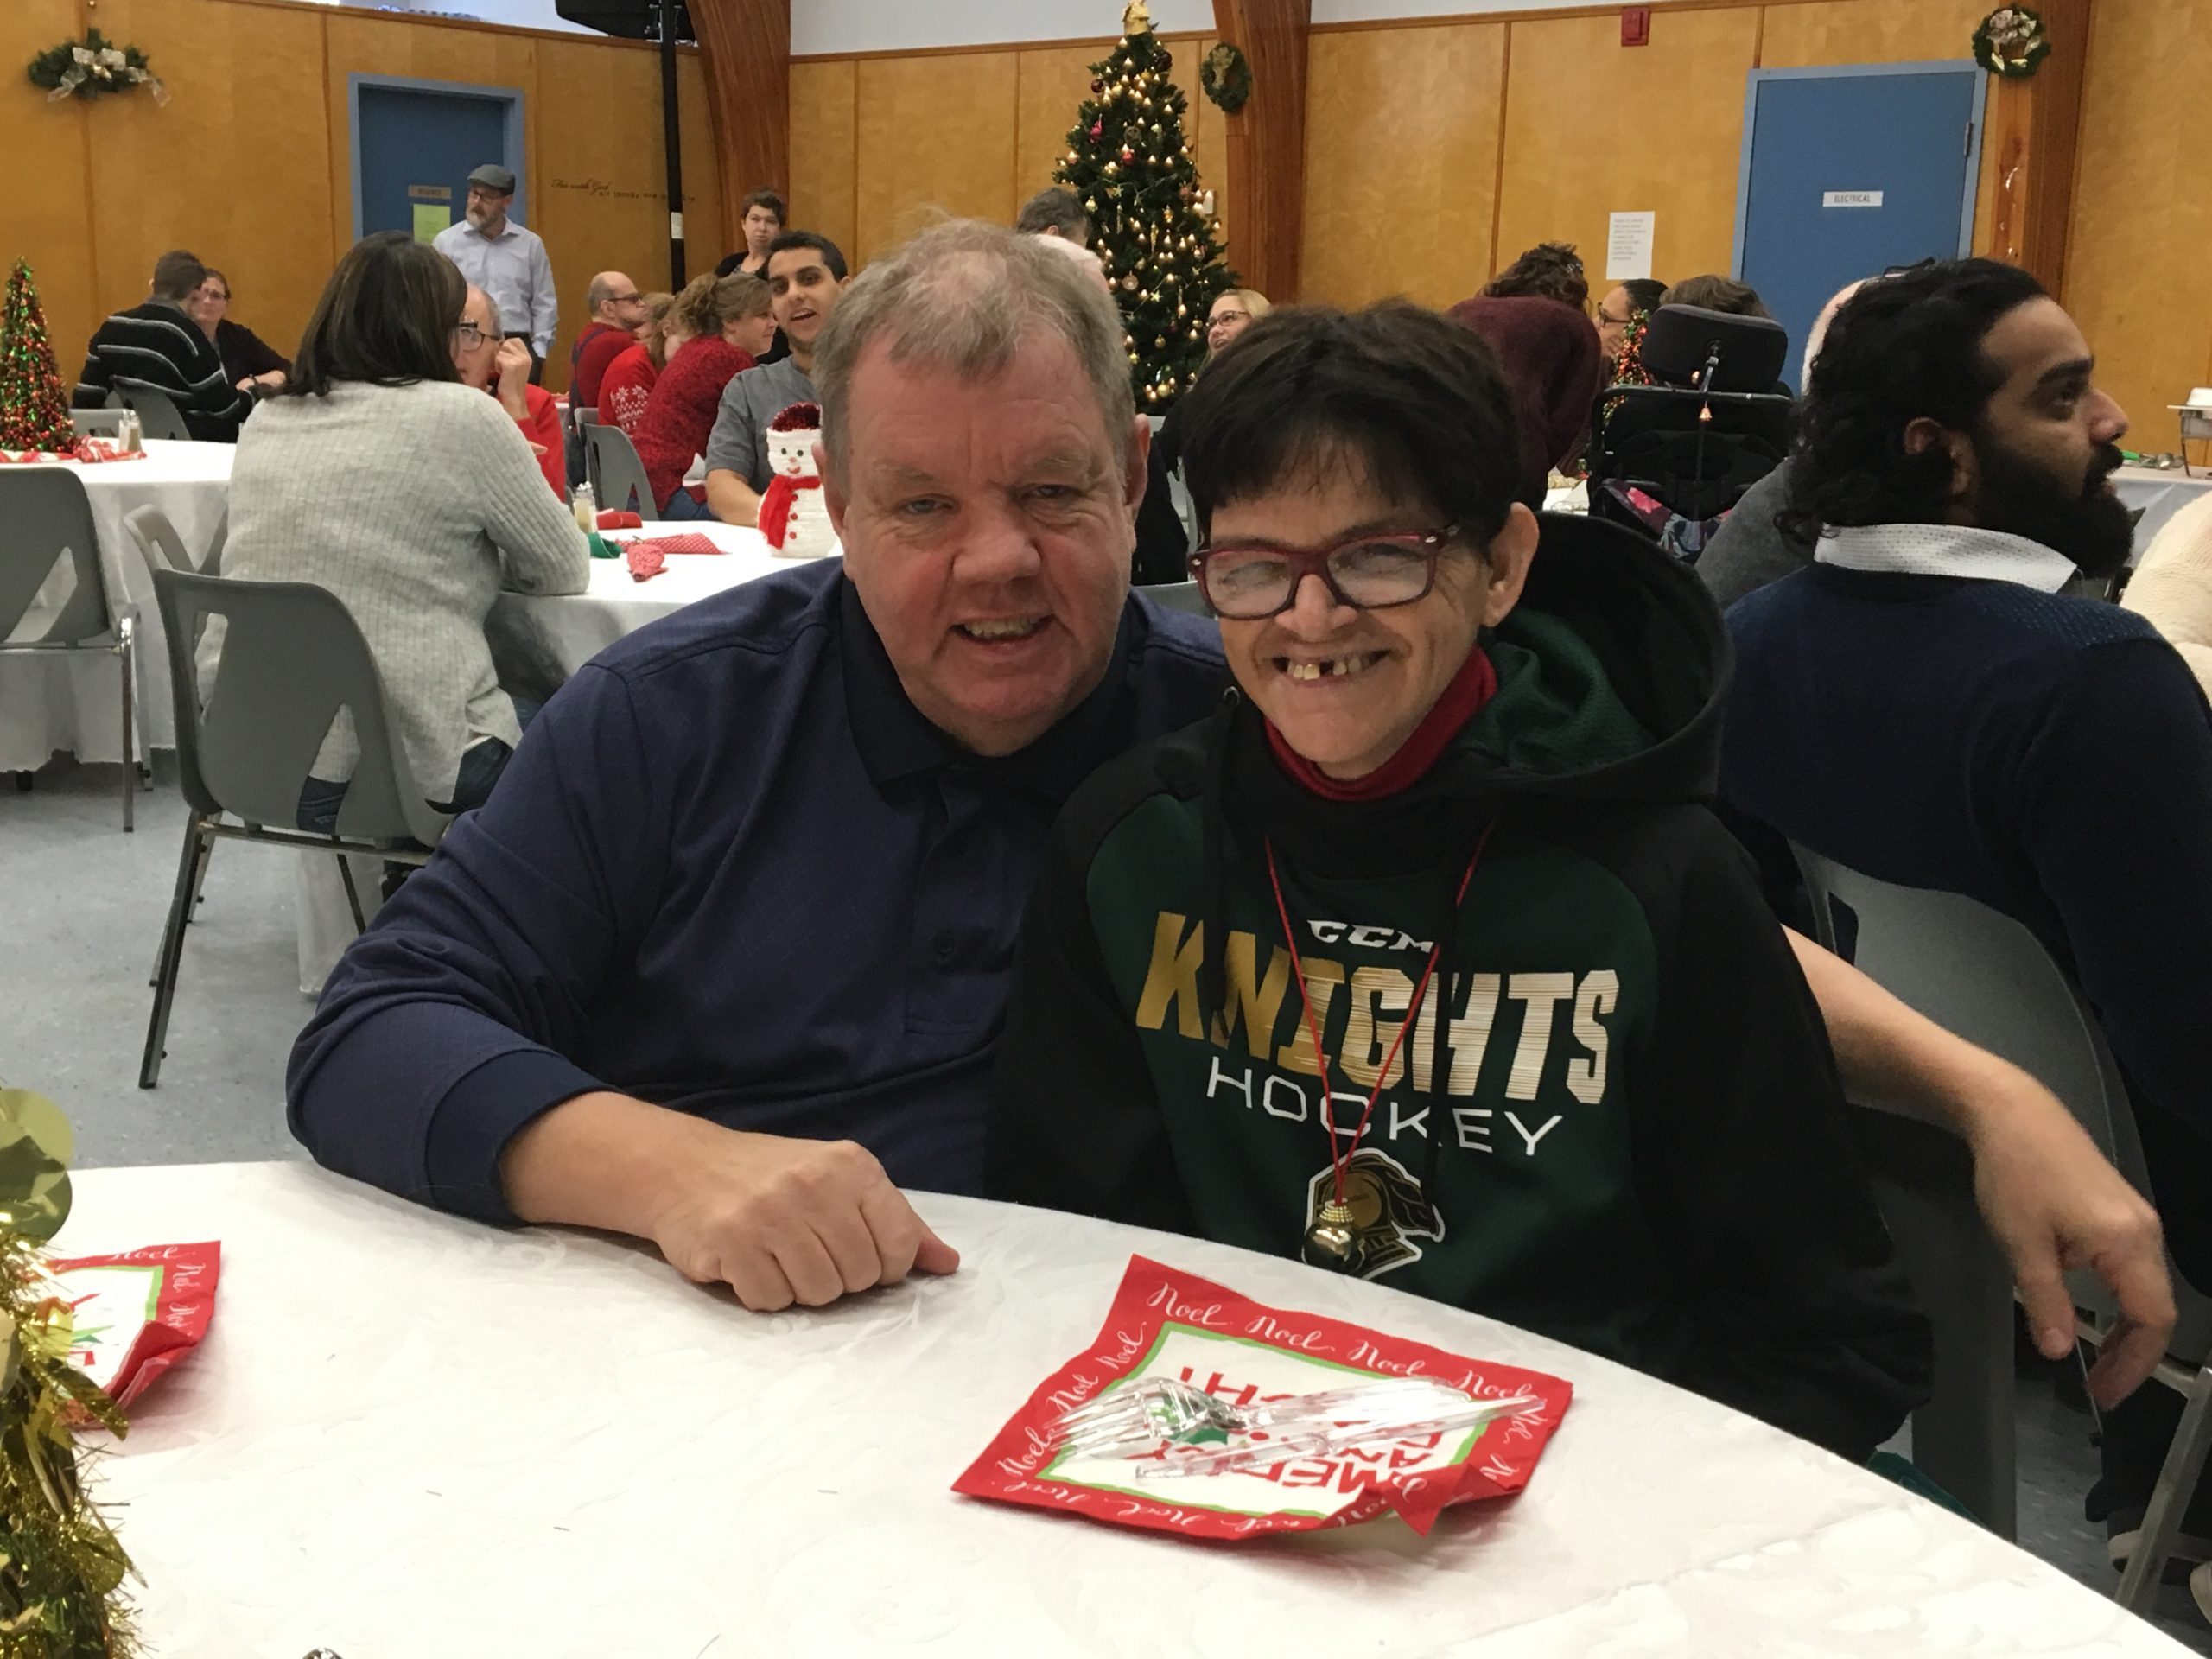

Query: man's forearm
706,468,764,527
499,1090,711,1236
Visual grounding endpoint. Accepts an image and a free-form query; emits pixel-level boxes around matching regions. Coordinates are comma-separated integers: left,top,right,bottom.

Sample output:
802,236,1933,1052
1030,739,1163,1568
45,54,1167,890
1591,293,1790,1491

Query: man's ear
1904,416,1976,504
1479,503,1540,628
1122,417,1153,515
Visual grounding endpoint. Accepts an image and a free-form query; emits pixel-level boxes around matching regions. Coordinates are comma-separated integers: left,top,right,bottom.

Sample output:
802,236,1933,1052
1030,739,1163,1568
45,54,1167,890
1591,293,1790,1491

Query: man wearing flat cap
434,162,557,383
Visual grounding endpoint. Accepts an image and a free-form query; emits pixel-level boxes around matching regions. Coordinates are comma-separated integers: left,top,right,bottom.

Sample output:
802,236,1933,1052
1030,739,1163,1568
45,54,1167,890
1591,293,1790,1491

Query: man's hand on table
499,1090,959,1312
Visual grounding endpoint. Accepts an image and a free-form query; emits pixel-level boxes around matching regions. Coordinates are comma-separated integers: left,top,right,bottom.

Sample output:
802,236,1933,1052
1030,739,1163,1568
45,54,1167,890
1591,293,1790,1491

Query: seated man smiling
989,302,1932,1459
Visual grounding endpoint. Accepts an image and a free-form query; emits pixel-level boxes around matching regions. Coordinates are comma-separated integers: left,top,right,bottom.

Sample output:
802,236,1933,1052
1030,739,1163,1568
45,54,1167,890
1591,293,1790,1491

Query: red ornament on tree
1088,118,1103,141
1091,78,1104,92
0,259,75,454
1120,146,1135,162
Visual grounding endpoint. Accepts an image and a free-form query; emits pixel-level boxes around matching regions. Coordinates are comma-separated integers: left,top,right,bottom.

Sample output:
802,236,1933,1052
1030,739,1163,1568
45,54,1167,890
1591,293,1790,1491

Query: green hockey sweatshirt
988,513,1930,1462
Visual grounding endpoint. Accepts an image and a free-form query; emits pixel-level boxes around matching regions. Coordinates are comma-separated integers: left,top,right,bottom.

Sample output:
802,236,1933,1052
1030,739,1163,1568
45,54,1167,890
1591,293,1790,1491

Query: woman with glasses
201,231,588,835
188,267,289,394
988,302,1930,1463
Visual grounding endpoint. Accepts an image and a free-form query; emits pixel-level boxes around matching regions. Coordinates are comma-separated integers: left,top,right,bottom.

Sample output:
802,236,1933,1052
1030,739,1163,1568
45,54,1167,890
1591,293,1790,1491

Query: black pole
659,0,685,289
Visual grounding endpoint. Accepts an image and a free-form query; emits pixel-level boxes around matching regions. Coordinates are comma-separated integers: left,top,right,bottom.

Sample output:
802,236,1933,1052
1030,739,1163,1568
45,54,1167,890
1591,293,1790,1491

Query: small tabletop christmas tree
0,263,78,455
1054,1,1236,410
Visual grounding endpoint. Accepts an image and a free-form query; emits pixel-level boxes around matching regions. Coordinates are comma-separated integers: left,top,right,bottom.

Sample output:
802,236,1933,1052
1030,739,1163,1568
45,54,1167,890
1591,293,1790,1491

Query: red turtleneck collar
1264,645,1498,802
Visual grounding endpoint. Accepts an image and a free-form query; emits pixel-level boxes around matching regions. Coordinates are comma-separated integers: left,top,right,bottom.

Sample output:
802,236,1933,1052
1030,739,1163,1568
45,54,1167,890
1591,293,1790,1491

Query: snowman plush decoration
759,401,837,559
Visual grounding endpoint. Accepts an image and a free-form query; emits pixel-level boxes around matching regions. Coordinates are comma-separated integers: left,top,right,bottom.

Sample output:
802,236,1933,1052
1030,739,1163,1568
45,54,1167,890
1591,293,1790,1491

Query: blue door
352,79,523,245
1734,65,1982,391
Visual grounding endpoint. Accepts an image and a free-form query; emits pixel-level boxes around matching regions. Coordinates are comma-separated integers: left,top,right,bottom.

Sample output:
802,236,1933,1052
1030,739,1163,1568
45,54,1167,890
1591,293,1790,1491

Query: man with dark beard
1719,257,2212,1573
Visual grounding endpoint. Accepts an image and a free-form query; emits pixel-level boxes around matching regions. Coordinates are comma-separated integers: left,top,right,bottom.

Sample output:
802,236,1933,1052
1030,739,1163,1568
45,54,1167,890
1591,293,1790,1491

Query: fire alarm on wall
1622,7,1650,45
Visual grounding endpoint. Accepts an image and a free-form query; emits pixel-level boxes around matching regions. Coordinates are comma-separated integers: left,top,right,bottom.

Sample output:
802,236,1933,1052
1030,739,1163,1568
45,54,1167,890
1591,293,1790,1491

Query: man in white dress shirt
434,163,557,385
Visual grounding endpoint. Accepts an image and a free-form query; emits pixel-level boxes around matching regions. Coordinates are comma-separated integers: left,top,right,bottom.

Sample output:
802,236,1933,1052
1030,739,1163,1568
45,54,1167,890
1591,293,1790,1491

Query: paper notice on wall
1605,212,1656,282
412,203,450,245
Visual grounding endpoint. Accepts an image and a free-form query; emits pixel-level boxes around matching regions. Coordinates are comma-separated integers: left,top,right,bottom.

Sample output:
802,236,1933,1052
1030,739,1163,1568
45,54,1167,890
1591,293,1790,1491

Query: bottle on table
572,481,597,535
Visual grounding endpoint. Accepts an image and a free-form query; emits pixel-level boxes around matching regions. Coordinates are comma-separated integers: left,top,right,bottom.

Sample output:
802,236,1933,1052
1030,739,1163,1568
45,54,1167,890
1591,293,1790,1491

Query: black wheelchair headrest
1642,303,1789,393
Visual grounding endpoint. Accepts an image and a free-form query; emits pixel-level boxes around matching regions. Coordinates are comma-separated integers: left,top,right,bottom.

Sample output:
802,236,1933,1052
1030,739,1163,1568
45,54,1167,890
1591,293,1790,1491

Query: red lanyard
1263,817,1498,1206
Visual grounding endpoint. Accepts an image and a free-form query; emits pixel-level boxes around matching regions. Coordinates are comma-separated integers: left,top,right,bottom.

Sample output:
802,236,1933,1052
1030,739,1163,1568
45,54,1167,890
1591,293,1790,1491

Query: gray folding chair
105,384,192,442
69,409,128,439
1796,847,2212,1602
143,569,452,1088
1143,580,1210,617
0,469,136,829
583,422,661,520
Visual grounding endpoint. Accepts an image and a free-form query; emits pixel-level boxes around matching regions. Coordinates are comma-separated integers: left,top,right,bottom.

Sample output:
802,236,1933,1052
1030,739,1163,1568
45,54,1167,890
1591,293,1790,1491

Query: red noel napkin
595,510,644,531
620,533,724,557
955,1255,1573,1541
48,1241,220,1412
625,542,666,582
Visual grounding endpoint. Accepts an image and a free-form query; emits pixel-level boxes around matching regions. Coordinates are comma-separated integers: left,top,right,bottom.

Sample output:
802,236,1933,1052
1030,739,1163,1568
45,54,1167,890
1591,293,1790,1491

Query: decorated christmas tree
1054,1,1236,410
0,263,75,454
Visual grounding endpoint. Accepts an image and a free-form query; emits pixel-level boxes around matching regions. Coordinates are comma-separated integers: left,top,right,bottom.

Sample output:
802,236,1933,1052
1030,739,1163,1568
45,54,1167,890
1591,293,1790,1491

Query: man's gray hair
468,284,503,335
814,218,1135,485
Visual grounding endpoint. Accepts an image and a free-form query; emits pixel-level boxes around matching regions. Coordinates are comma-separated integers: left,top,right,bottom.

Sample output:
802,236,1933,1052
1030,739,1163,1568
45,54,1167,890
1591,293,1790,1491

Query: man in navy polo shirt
292,225,2170,1376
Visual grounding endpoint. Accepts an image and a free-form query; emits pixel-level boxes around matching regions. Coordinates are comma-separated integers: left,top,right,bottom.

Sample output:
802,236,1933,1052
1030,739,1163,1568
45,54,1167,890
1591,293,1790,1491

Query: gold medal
1303,1198,1358,1269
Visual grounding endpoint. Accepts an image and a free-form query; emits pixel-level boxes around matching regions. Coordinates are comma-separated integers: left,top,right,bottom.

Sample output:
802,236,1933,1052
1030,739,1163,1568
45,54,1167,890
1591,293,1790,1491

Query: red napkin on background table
595,510,643,531
620,533,724,557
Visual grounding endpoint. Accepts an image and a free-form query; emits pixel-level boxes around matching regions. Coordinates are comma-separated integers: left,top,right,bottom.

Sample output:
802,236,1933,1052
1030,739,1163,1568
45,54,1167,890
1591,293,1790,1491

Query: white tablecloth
295,524,822,992
0,440,232,773
79,1160,2184,1657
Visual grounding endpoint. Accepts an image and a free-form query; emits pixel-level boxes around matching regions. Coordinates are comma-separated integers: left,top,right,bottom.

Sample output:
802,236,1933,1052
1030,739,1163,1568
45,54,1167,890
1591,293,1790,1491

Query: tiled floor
4,754,2209,1649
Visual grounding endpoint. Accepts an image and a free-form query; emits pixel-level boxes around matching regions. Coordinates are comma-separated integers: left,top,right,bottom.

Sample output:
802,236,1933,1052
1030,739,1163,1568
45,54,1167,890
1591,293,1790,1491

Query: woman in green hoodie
988,301,1930,1461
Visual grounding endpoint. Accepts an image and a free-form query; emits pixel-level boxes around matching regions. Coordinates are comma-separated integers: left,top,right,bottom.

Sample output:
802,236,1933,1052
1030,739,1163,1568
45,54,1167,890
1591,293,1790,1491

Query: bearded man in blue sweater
1722,257,2212,1562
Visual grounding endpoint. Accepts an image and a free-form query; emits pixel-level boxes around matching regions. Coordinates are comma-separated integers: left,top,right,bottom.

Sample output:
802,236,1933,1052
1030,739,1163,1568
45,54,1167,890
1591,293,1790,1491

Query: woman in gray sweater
204,232,590,831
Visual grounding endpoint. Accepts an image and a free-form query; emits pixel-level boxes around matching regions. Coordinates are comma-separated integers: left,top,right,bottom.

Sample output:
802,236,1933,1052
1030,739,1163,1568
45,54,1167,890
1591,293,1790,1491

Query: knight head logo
1302,1147,1444,1279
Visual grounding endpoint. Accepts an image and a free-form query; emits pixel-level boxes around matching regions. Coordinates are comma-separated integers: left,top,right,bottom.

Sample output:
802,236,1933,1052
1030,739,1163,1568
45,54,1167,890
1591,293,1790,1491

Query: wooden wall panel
677,52,728,276
852,53,1020,268
0,0,97,378
78,0,333,369
2063,0,2212,447
689,0,786,247
535,35,690,349
1494,6,1761,297
1015,46,1102,207
1300,22,1502,311
1758,0,1987,67
787,59,859,264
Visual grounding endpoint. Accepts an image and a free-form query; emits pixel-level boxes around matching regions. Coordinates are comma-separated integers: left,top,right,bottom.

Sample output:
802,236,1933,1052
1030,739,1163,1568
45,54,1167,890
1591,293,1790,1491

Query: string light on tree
1054,0,1236,407
0,260,76,454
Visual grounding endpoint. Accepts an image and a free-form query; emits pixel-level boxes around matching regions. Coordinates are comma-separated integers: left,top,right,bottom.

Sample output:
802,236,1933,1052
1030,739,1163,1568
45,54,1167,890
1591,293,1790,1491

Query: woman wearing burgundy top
632,273,774,518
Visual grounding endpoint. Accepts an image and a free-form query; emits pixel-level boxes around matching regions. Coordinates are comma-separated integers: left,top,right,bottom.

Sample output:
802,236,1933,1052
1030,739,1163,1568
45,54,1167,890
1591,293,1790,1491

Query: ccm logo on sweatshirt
1305,921,1433,952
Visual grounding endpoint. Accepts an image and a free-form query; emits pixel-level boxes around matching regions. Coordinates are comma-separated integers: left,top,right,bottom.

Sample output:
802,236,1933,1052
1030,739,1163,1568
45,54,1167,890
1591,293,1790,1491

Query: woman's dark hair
1482,241,1588,310
1618,278,1668,315
1177,301,1522,550
285,232,465,398
766,229,848,282
1781,257,2048,540
742,187,788,224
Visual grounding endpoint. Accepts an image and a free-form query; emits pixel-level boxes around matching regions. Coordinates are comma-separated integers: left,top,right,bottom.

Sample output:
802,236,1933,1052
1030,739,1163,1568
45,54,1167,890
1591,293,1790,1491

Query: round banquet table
83,1160,2189,1657
0,439,232,774
293,524,826,992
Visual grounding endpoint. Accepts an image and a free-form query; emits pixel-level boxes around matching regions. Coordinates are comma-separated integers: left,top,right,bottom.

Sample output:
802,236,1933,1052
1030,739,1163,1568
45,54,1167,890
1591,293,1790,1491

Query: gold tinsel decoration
0,1089,135,1658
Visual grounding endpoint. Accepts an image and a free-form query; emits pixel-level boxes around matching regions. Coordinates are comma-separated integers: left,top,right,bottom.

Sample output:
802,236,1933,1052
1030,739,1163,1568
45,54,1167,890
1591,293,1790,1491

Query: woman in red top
632,271,775,518
596,291,673,437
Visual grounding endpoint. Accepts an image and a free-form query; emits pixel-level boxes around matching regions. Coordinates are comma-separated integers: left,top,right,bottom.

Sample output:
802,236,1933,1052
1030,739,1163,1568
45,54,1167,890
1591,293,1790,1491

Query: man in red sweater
570,270,646,409
459,284,567,499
